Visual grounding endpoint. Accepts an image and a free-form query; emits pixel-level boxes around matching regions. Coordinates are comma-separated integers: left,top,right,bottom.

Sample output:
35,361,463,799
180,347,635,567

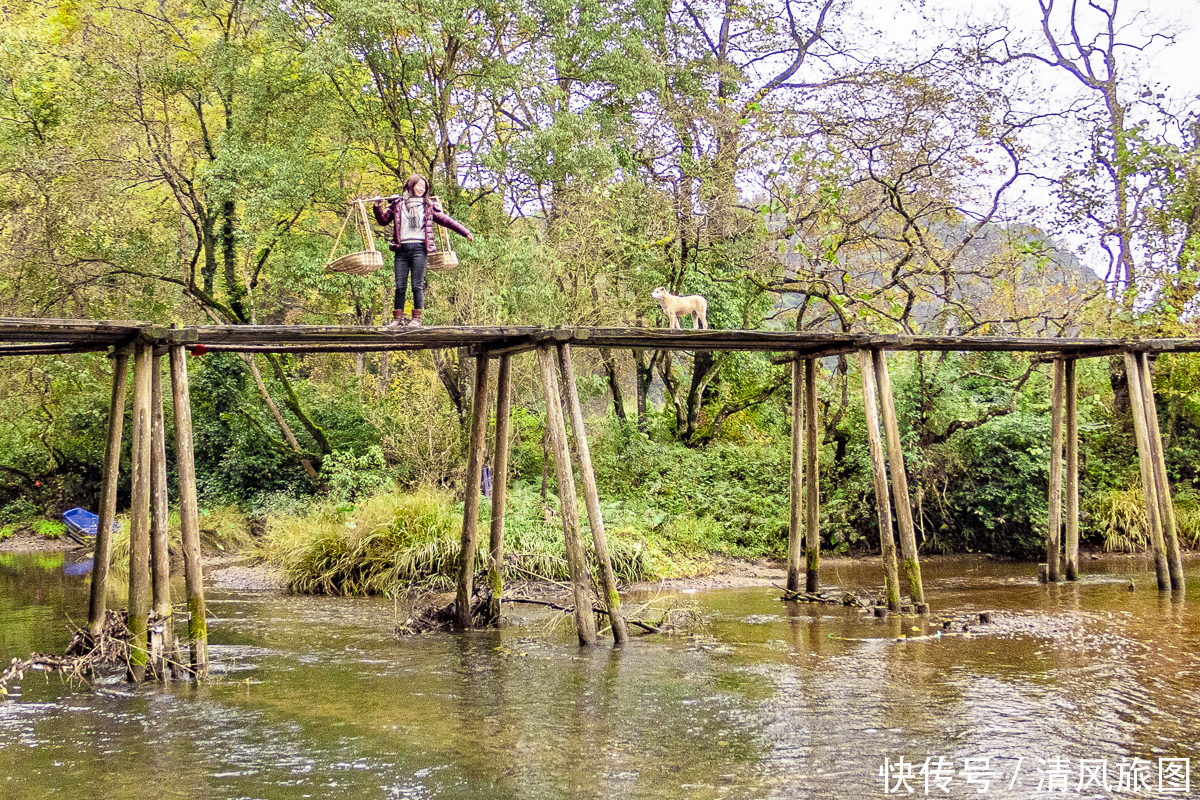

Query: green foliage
589,417,791,558
29,519,66,540
939,413,1052,557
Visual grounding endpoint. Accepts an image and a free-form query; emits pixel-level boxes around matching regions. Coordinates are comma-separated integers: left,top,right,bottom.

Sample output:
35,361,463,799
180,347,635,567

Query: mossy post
169,338,208,672
1124,352,1170,590
805,358,820,594
486,354,513,625
857,349,902,612
786,357,804,593
1046,358,1065,583
873,349,925,610
537,345,598,646
88,351,128,640
1137,353,1184,590
456,355,493,629
126,341,153,683
1063,359,1080,582
557,344,628,644
149,358,178,675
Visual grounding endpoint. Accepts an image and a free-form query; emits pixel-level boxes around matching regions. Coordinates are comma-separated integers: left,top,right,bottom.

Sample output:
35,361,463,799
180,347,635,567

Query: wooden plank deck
1,317,1197,356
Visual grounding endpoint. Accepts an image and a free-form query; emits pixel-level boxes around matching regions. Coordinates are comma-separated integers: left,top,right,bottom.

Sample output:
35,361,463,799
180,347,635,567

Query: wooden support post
805,358,820,594
486,354,513,625
456,355,493,629
873,349,925,609
88,352,128,640
126,342,153,682
1046,359,1065,583
149,358,177,675
787,357,804,593
557,344,628,644
857,349,902,612
1124,352,1170,590
1063,359,1080,582
1138,353,1184,590
169,342,208,673
537,345,598,646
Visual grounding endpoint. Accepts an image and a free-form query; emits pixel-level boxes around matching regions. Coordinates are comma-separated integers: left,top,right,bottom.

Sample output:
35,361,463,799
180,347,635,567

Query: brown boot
408,308,423,327
386,308,405,329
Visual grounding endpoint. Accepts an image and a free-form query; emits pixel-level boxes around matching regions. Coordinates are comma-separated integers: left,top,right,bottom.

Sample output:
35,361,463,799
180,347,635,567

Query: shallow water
2,552,1198,799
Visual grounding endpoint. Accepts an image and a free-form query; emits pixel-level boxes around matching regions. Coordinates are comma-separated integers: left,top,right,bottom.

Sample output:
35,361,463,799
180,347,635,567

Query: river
1,551,1197,799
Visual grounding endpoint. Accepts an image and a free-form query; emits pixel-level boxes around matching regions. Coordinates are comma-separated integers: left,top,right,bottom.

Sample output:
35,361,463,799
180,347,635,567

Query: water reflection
1,553,1198,799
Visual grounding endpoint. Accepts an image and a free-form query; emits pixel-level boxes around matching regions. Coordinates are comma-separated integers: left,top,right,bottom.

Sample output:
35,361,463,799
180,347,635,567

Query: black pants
393,243,427,311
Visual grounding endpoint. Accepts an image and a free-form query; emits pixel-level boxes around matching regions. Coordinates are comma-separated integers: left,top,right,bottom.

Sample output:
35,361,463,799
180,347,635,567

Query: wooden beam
1138,353,1185,590
149,356,177,676
536,345,598,646
126,342,153,682
1046,359,1065,583
1124,352,1170,590
88,353,129,639
455,355,493,629
867,334,1127,353
1063,359,1080,582
805,358,820,594
486,354,513,625
169,342,208,672
787,357,804,593
857,349,902,612
0,343,110,356
557,344,629,644
873,349,926,610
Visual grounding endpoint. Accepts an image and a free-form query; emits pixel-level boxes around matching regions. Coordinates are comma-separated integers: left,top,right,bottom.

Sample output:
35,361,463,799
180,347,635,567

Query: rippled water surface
2,552,1199,799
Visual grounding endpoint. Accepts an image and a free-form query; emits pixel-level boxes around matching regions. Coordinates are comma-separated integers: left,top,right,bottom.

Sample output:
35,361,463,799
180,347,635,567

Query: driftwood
1,610,152,698
777,585,867,607
502,597,664,634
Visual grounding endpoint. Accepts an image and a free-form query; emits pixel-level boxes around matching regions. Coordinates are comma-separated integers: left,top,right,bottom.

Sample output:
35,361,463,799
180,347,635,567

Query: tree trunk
599,348,626,423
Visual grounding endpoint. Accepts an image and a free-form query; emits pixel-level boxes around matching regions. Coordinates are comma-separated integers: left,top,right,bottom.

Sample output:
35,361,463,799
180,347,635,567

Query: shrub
30,519,67,540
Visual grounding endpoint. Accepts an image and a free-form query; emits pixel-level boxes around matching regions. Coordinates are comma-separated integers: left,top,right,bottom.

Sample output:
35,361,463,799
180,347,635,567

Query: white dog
651,286,708,330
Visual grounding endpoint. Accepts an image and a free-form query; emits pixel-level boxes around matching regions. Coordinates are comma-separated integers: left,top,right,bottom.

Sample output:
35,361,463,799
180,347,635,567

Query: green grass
0,523,15,542
30,519,67,540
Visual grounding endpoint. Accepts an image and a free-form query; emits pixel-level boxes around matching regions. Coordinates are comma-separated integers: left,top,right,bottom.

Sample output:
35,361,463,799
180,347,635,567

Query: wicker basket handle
356,200,376,252
327,200,379,265
327,206,354,264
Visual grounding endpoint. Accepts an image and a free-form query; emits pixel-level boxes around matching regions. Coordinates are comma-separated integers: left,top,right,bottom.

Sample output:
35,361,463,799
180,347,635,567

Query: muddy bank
204,556,286,592
0,530,79,554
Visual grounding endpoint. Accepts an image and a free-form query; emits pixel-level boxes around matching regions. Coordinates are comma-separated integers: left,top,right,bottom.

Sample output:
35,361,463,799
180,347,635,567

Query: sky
865,0,1197,99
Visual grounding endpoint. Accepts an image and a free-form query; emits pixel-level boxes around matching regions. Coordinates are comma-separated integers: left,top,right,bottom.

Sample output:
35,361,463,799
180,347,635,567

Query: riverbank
0,529,77,553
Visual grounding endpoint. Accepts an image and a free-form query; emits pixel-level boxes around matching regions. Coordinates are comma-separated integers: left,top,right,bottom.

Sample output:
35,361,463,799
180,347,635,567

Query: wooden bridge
2,318,1195,673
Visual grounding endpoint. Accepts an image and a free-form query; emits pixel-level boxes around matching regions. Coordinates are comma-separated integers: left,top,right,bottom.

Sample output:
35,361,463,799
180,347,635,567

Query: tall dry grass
107,504,253,570
262,486,653,597
1087,486,1200,552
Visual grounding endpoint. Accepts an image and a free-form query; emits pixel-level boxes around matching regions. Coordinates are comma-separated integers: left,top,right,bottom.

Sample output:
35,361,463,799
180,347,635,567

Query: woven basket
328,249,385,275
427,217,459,272
326,200,385,275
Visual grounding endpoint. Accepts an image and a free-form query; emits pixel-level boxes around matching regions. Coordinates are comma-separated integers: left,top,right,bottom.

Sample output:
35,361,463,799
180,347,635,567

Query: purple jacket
373,195,470,254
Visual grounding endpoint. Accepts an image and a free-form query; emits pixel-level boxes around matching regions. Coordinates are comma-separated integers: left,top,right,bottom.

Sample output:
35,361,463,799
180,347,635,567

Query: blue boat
62,507,118,539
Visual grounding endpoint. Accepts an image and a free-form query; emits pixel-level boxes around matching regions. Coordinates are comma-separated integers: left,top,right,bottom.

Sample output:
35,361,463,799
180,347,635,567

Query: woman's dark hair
402,174,429,196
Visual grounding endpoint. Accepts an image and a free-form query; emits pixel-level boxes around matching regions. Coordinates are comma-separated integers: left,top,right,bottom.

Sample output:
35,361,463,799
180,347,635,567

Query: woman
373,174,474,328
